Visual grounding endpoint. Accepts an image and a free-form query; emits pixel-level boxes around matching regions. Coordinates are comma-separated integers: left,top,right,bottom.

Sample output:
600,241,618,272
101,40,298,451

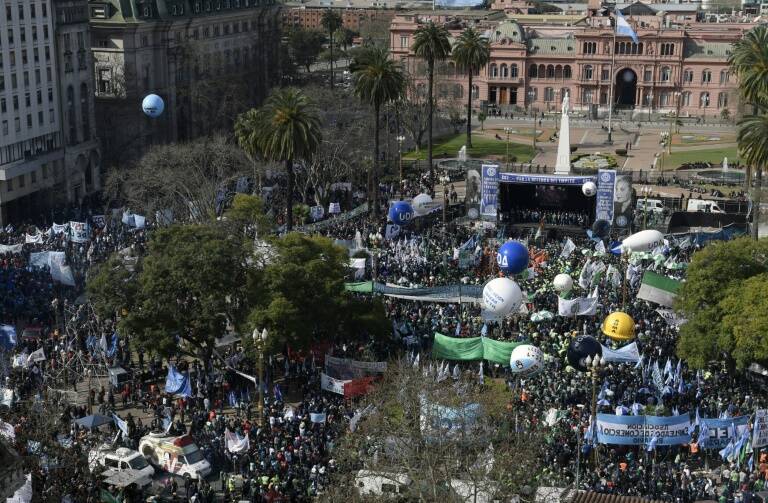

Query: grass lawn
673,133,736,146
403,132,535,162
662,146,740,170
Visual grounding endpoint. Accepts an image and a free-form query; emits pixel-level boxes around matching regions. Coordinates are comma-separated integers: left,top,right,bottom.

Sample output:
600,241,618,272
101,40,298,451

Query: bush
570,146,578,153
615,149,627,156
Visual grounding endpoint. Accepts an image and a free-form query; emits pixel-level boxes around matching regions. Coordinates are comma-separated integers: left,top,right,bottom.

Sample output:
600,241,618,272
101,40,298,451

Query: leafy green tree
351,46,405,214
321,10,343,89
729,25,768,239
224,193,272,238
289,29,326,73
87,255,141,320
247,233,387,352
452,27,490,149
88,225,254,359
234,89,321,231
412,21,451,192
338,27,355,51
676,237,768,368
478,111,487,131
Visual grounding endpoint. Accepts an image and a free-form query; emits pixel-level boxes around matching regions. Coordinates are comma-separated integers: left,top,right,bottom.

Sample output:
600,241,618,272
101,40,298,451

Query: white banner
0,244,23,254
25,232,42,244
601,342,640,363
349,258,366,280
50,260,76,286
325,355,387,373
558,287,598,317
328,202,341,214
753,409,768,449
560,238,576,259
225,429,250,453
70,221,89,243
321,372,348,395
52,223,69,235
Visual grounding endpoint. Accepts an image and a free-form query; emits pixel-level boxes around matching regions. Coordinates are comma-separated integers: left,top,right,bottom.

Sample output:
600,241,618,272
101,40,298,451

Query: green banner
345,281,374,293
432,333,525,366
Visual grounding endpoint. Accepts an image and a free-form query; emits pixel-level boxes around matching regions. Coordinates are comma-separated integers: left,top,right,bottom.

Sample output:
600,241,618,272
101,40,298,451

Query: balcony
487,76,524,84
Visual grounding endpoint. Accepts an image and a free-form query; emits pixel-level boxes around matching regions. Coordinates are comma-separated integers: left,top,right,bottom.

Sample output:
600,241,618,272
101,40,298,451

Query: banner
225,429,250,453
596,413,692,446
310,413,327,423
613,173,633,230
310,206,324,222
328,202,341,214
558,287,599,317
91,215,106,229
753,409,768,449
70,221,89,243
385,224,400,240
0,244,23,254
25,232,42,244
321,372,348,395
700,415,749,450
480,164,499,217
420,398,480,437
637,271,681,307
113,414,129,437
50,260,76,286
655,308,687,328
601,342,640,364
325,355,387,380
344,377,375,398
560,238,576,259
431,332,525,365
349,258,366,280
596,169,616,225
344,282,485,304
0,324,17,350
52,222,69,234
499,173,594,185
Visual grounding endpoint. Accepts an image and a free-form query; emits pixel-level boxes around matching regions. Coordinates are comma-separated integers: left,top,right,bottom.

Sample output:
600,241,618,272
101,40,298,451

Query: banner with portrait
613,173,634,231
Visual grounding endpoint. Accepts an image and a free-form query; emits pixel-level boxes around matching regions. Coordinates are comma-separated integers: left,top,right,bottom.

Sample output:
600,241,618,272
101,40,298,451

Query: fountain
458,145,467,163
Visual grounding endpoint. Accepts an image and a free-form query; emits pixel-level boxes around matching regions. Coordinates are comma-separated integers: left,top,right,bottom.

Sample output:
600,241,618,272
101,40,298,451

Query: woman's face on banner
614,178,631,204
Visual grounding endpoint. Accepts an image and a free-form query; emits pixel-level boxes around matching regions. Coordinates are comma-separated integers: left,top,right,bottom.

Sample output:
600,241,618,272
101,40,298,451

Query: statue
561,90,570,116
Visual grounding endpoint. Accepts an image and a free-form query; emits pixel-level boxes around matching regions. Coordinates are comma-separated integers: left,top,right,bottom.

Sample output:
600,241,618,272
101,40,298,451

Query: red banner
343,377,376,398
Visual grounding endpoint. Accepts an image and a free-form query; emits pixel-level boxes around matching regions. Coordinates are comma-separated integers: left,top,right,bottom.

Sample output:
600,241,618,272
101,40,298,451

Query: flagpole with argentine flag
607,8,640,144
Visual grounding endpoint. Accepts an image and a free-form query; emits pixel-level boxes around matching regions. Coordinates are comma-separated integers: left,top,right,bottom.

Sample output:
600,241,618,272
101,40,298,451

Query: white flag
595,240,606,255
225,429,250,453
558,287,599,317
27,347,46,365
560,238,576,259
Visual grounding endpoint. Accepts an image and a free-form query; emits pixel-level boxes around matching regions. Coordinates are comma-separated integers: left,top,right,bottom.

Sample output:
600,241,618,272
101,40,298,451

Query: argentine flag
615,9,639,44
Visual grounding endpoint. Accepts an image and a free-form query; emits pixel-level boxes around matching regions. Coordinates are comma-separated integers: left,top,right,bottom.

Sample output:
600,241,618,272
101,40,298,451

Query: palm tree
451,27,490,149
412,21,451,192
351,46,406,215
322,10,343,89
235,88,321,231
729,25,768,239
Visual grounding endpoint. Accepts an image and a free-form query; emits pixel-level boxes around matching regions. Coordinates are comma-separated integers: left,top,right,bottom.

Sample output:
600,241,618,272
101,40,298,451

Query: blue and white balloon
388,201,414,226
482,277,522,316
509,344,545,375
582,181,597,197
142,94,165,118
412,193,433,216
496,241,529,275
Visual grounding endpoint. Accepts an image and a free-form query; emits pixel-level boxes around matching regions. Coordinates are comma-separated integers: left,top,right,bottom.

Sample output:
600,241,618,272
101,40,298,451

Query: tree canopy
676,237,768,368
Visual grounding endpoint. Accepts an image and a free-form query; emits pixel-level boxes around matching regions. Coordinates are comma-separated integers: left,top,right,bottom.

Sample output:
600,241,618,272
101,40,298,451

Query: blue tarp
164,365,192,397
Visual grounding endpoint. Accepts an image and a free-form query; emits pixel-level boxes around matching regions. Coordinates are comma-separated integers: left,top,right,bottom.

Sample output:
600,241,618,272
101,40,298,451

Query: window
8,29,14,45
500,64,508,78
490,64,498,78
471,85,479,99
700,92,710,107
18,174,25,187
683,69,693,83
0,98,4,113
399,35,408,48
718,92,728,108
528,64,537,78
48,88,53,102
31,4,35,17
702,69,712,83
45,46,50,61
36,90,41,104
583,65,593,80
23,72,28,86
563,65,571,79
583,41,596,54
26,114,31,128
719,70,729,84
582,88,593,104
25,93,30,107
601,68,609,81
32,26,37,41
511,64,518,78
34,48,39,63
544,87,554,101
660,67,671,82
98,69,111,93
12,96,18,110
18,4,24,19
659,92,670,106
81,83,90,140
546,65,555,79
644,69,652,82
42,3,47,16
660,43,674,56
49,108,54,122
31,170,36,183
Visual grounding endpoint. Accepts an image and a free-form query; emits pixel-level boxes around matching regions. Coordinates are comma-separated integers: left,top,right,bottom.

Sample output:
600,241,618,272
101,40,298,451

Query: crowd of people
0,178,766,503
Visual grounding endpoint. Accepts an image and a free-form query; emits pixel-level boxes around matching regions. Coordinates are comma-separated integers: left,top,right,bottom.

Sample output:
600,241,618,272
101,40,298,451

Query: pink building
389,4,756,118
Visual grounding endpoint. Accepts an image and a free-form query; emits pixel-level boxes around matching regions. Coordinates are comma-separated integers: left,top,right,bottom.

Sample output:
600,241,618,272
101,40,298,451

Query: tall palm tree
351,46,406,215
321,10,343,89
729,25,768,239
235,88,321,231
412,21,451,192
452,27,490,149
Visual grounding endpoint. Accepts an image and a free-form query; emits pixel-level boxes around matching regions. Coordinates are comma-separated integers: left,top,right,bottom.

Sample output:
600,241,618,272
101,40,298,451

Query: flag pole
607,25,616,145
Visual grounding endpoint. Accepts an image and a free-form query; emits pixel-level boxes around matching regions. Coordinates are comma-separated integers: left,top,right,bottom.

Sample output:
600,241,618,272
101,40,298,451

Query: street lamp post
253,328,268,426
667,92,680,155
647,92,653,122
642,185,652,229
397,135,406,192
586,354,606,465
439,173,450,228
504,127,512,169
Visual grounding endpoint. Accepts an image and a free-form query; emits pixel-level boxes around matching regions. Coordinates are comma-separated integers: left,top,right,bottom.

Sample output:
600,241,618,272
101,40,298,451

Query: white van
88,446,155,487
139,433,211,480
687,199,725,213
636,199,665,215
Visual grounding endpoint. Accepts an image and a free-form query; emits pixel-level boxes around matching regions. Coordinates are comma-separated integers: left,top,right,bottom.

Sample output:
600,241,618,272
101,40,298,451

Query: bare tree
104,134,251,223
321,359,546,502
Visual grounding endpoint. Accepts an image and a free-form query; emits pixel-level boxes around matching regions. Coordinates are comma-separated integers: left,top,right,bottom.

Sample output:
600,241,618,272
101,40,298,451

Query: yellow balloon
602,312,636,341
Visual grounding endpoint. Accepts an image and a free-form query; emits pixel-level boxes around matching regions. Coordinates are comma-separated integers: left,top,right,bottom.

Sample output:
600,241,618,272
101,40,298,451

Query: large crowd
0,180,766,503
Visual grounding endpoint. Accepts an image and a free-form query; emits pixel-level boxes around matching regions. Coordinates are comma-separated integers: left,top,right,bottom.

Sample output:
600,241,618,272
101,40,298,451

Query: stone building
389,3,754,118
88,0,282,165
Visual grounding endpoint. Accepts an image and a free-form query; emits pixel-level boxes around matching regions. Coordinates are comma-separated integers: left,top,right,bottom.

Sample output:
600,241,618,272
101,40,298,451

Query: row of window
1,167,47,192
170,18,259,44
583,41,675,56
65,83,90,146
526,64,572,79
0,45,52,70
4,2,48,22
0,68,54,95
0,88,54,113
579,65,729,84
1,108,55,135
575,89,728,108
2,25,51,47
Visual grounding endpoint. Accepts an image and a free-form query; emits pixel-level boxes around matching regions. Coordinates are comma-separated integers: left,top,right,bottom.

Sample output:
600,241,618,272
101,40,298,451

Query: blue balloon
609,241,623,255
388,201,414,226
496,241,529,274
142,94,165,118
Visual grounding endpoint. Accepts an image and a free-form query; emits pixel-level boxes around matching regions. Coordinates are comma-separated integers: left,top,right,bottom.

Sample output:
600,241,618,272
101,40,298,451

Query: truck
687,199,725,213
88,446,155,488
636,199,666,215
138,433,211,480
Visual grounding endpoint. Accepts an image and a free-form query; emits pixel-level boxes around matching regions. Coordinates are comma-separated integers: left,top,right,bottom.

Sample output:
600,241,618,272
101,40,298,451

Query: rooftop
683,39,734,59
527,36,577,55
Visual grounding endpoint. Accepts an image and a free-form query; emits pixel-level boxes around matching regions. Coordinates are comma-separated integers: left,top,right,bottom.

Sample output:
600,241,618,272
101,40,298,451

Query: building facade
390,5,754,119
89,0,282,165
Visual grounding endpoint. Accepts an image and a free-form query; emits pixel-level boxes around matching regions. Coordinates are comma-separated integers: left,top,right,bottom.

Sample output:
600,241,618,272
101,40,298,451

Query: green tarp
345,281,374,293
431,332,525,366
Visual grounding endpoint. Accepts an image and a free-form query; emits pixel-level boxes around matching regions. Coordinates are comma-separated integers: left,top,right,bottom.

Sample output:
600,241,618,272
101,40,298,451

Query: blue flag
615,9,639,44
164,365,192,397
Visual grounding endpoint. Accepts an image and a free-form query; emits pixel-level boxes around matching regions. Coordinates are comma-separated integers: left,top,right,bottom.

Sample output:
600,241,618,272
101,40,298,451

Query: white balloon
482,278,522,316
622,229,664,253
509,344,545,375
553,273,573,293
412,193,433,216
582,181,597,197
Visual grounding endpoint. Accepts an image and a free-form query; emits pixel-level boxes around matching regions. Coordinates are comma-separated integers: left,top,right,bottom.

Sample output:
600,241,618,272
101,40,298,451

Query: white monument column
554,91,572,175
